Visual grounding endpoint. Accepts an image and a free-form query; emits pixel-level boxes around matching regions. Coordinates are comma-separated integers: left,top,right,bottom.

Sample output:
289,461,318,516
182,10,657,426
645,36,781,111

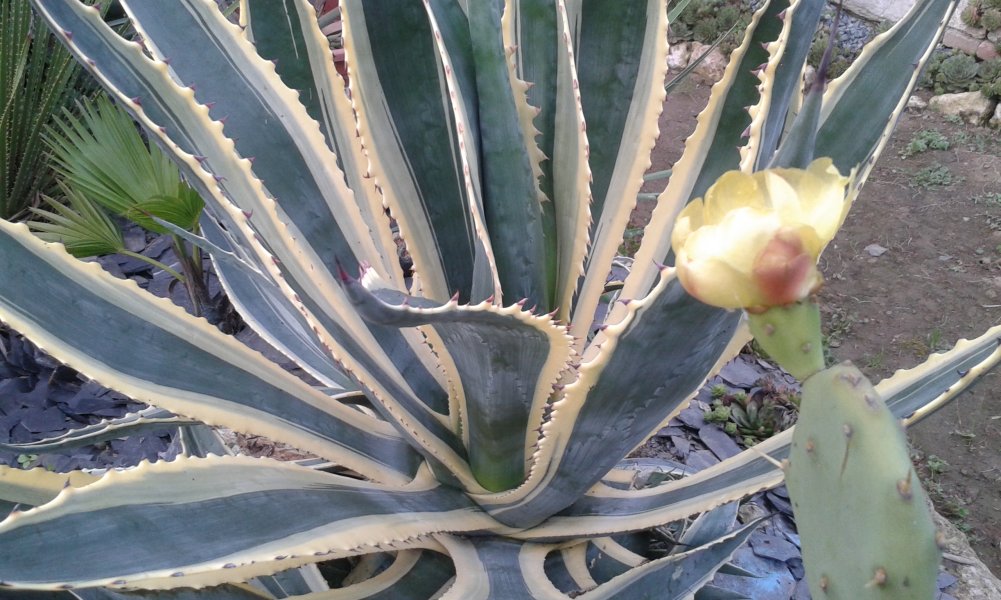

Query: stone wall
844,0,998,60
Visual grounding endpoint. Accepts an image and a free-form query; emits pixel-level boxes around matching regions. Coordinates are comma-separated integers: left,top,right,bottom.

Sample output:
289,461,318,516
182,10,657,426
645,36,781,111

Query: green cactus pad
747,301,825,381
785,363,940,600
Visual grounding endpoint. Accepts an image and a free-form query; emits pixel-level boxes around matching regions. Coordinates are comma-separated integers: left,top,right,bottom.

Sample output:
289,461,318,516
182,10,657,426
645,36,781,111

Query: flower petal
677,251,766,309
702,170,767,224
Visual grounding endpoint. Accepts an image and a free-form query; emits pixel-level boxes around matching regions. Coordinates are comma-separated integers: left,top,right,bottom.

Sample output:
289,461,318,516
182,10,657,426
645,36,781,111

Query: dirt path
643,78,1001,574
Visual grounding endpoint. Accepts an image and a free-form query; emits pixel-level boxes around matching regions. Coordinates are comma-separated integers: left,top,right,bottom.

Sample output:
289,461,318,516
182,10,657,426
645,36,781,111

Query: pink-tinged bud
752,229,820,307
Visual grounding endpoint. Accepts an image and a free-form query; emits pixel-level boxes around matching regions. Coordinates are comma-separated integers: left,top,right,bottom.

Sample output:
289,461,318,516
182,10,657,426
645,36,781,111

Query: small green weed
16,454,38,469
927,328,944,353
864,351,886,372
900,129,950,158
973,192,1001,206
911,164,958,189
926,454,949,476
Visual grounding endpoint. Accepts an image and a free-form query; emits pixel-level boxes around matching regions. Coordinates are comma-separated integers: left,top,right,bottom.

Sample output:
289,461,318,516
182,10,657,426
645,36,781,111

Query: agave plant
0,0,996,597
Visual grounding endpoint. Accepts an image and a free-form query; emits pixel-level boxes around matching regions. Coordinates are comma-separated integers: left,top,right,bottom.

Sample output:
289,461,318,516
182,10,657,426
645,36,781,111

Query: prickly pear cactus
785,363,940,600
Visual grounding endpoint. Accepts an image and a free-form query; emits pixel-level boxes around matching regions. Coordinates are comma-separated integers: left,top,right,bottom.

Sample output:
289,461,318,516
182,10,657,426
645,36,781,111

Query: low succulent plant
934,52,980,93
961,0,984,27
979,57,1001,97
0,0,995,598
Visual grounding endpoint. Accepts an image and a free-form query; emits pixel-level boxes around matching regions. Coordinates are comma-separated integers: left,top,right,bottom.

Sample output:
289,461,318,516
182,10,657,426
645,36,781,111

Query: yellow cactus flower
671,158,850,310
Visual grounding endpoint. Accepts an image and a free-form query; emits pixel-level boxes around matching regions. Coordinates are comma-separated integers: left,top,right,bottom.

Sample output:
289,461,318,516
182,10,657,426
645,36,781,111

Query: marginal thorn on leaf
334,259,352,283
130,96,141,106
63,30,73,40
194,155,208,163
957,368,969,377
741,125,751,138
243,210,253,219
450,292,460,302
213,174,226,182
617,298,632,306
205,101,216,110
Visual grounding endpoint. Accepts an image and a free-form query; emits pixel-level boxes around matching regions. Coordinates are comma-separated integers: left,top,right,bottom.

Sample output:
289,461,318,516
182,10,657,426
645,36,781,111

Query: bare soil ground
643,78,1001,574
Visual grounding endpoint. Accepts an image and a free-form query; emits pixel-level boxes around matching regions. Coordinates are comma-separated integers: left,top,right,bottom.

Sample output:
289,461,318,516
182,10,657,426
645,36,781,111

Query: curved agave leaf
505,0,592,321
623,0,790,301
0,457,501,590
816,0,958,179
281,549,455,600
119,0,449,409
0,407,194,454
197,217,357,393
0,220,419,484
435,536,565,600
342,268,573,492
0,465,98,511
343,0,501,305
515,321,1001,541
567,0,669,341
72,586,273,600
576,520,760,599
742,0,825,170
456,0,550,311
33,0,456,452
476,269,740,527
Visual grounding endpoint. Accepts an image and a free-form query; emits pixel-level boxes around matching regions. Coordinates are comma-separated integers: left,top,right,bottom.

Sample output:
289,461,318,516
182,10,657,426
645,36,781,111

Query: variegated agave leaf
0,0,973,596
